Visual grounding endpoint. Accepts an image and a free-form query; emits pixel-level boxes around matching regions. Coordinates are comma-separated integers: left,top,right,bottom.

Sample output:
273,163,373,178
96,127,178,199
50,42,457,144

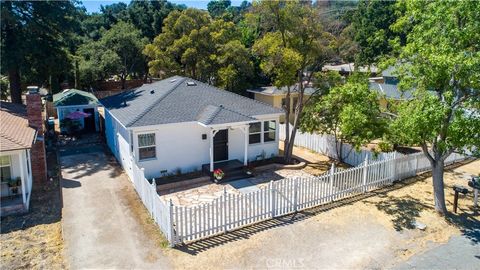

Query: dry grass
164,159,478,269
0,181,65,270
118,183,170,249
1,149,65,270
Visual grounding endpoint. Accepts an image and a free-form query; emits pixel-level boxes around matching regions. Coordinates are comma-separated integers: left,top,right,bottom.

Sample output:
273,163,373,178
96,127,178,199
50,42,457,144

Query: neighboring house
322,63,378,76
53,89,100,133
369,66,413,109
100,76,283,180
247,85,316,123
0,87,47,216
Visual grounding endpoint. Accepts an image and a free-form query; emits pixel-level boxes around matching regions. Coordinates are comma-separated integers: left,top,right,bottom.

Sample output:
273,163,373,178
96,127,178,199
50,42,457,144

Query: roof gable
53,89,99,106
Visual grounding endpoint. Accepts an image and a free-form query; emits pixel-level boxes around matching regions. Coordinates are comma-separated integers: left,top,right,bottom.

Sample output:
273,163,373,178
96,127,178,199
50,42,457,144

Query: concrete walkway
60,149,170,269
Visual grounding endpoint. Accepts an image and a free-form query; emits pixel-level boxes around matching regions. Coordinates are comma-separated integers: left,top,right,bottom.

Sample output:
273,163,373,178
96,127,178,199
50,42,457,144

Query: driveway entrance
60,147,170,269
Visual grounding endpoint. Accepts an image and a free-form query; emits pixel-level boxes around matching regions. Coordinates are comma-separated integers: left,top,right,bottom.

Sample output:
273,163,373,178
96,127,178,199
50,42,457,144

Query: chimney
26,86,47,183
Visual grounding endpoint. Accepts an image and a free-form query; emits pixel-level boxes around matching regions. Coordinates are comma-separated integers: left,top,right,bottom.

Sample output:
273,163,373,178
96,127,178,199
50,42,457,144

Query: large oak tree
250,0,335,163
388,0,480,214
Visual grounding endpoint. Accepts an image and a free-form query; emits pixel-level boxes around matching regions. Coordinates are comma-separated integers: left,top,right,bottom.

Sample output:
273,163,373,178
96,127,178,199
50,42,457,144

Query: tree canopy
301,76,386,161
1,0,80,102
250,0,336,162
77,21,148,89
143,8,253,93
351,0,399,65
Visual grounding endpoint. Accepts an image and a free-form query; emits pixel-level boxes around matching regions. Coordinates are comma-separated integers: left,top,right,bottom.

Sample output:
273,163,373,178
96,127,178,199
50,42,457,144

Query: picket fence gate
128,150,466,246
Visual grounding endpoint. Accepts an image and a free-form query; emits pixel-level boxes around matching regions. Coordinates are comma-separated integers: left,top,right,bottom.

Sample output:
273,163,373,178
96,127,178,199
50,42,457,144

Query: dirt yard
0,168,64,269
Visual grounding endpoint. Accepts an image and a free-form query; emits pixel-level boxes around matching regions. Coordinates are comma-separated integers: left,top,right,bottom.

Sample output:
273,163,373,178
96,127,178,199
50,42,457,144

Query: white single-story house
53,89,100,133
100,76,284,180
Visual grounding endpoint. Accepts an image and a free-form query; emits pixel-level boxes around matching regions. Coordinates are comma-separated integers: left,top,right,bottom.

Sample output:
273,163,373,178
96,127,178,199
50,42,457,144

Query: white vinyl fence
279,123,396,166
128,151,466,246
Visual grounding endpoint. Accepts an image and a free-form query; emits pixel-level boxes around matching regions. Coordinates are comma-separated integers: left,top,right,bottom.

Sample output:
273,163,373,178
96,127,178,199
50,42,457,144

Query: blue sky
81,0,250,13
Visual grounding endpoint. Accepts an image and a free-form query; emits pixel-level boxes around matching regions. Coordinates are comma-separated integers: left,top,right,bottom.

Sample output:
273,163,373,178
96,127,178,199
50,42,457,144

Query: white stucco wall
0,150,31,199
130,116,280,179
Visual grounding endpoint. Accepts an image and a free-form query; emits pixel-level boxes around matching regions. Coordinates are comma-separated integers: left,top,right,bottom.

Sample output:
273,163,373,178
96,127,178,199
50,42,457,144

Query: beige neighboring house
322,63,378,77
247,86,317,123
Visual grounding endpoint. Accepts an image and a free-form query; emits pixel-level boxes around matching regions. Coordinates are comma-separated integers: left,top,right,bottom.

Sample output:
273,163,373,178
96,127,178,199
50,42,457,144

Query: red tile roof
0,102,36,151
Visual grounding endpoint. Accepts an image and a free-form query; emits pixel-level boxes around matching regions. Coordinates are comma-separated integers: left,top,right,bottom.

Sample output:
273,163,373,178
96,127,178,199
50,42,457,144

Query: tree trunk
283,89,291,162
431,159,448,215
8,67,22,104
74,59,79,89
121,75,126,90
336,139,344,163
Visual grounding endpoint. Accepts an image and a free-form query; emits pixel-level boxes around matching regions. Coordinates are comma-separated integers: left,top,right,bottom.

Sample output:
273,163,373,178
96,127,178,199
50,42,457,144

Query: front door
213,129,228,162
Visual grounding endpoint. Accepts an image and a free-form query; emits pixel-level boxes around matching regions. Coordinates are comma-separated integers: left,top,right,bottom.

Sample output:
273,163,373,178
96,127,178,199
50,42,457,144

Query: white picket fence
279,123,396,166
128,149,466,246
131,163,174,243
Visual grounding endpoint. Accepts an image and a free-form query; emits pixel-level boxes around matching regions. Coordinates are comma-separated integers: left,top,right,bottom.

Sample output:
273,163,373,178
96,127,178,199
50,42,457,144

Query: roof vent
186,81,196,86
170,79,177,83
150,90,155,94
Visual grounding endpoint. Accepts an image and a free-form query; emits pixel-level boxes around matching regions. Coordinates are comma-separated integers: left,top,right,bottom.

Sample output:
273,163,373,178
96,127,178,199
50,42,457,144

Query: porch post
243,126,248,166
19,152,27,207
210,128,214,172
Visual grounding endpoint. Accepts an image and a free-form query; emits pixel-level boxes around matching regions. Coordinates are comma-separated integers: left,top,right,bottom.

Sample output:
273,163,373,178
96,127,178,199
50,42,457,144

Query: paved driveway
394,234,480,269
60,149,170,269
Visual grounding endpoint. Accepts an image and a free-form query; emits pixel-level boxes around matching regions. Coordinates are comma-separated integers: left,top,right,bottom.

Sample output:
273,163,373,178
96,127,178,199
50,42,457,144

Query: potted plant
7,177,21,195
213,169,224,183
244,164,254,175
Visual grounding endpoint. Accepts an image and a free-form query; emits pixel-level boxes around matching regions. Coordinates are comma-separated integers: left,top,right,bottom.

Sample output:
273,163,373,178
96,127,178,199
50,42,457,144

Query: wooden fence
128,151,466,246
279,123,396,166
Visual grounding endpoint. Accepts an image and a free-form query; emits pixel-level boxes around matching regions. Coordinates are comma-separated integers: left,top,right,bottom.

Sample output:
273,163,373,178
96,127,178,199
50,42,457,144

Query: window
292,97,298,113
249,122,261,144
138,133,156,160
281,98,287,109
0,156,11,182
263,120,276,142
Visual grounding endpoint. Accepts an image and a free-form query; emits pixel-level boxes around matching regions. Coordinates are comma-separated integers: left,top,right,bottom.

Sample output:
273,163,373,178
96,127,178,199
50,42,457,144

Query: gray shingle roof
100,76,283,127
369,82,413,100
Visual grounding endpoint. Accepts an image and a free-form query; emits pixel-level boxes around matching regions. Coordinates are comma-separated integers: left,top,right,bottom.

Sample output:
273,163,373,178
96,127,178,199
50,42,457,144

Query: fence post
223,186,228,233
293,178,298,212
392,152,397,183
270,181,276,218
151,178,156,219
414,154,419,174
362,157,368,192
329,163,335,201
168,199,175,247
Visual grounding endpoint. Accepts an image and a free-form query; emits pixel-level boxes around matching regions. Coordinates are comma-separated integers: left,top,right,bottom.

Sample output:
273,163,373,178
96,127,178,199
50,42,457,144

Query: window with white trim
263,120,276,142
292,97,298,113
138,133,156,160
0,156,11,183
249,122,261,144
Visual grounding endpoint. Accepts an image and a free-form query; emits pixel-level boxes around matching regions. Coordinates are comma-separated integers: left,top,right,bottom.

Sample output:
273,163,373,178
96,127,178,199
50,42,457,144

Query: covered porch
206,124,250,172
0,150,33,216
